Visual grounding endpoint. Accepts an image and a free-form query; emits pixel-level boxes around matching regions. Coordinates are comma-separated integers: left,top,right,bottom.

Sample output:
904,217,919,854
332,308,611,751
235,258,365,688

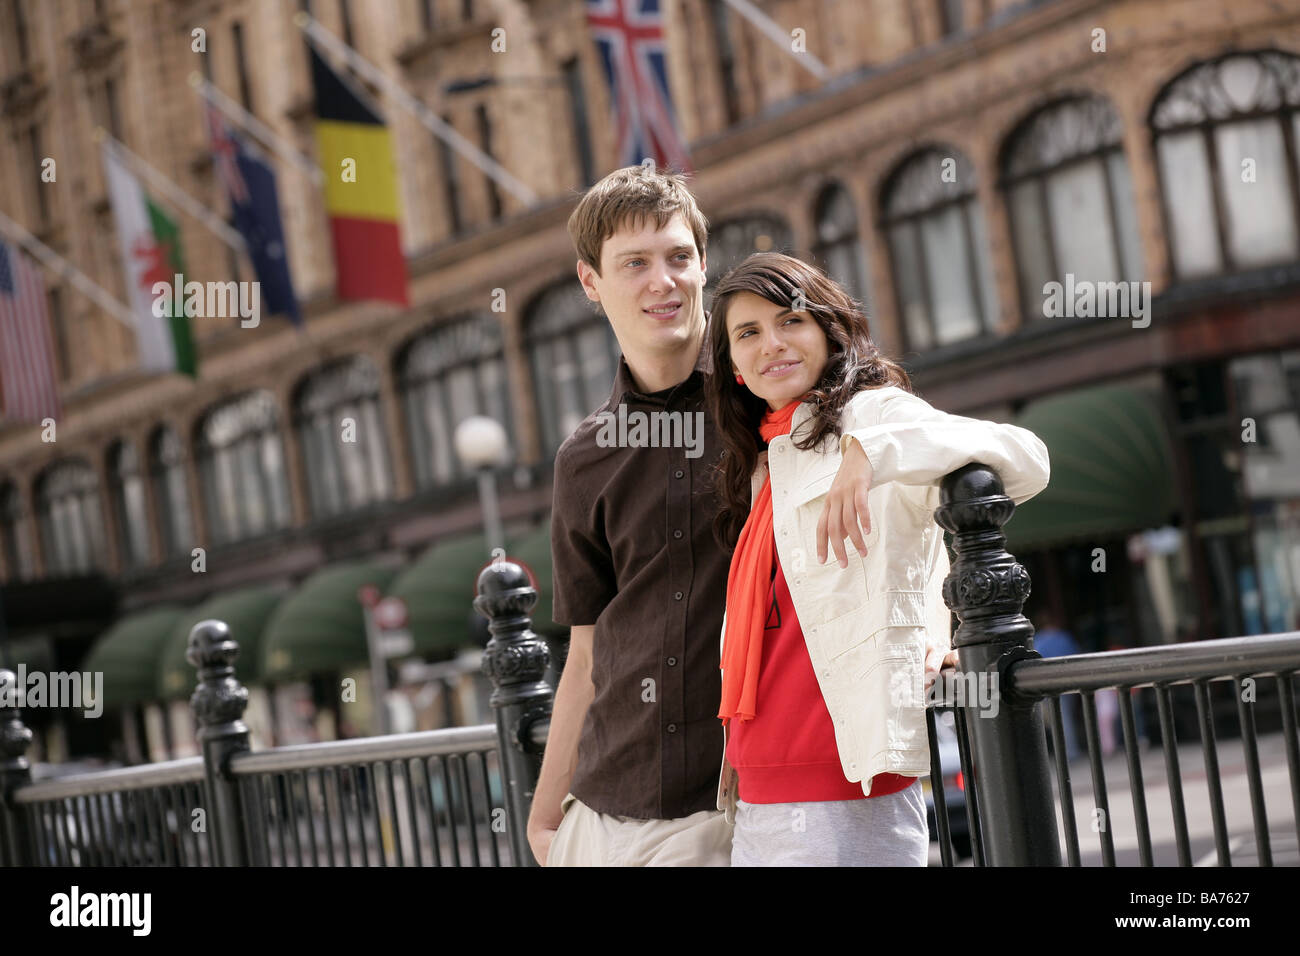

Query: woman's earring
735,374,745,385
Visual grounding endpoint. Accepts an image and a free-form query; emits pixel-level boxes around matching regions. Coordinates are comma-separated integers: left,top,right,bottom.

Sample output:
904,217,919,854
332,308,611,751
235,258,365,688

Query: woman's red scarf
719,398,803,724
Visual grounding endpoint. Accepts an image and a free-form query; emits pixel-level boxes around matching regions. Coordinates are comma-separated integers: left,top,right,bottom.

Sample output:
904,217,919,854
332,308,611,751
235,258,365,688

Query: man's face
577,212,707,360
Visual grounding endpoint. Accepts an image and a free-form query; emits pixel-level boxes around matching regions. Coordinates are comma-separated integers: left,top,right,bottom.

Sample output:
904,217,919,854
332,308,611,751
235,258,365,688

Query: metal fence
1,462,1297,867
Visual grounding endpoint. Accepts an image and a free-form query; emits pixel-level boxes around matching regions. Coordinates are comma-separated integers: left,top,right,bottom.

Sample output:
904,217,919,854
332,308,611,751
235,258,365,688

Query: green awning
83,605,187,711
387,524,562,657
260,562,398,682
158,587,287,700
388,532,496,656
1005,384,1178,551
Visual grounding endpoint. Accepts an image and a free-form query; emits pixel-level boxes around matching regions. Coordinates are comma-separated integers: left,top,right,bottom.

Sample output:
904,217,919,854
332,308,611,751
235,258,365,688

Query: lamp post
454,416,510,554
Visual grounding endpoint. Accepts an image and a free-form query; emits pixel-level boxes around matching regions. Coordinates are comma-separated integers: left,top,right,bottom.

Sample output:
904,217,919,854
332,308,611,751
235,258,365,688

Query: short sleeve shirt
550,345,730,820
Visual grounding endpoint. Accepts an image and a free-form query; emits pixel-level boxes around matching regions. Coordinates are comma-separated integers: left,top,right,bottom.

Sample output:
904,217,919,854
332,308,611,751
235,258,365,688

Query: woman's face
724,292,830,411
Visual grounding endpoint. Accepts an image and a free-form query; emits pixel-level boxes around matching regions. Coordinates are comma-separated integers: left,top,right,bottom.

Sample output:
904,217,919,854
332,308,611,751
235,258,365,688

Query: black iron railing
1,463,1296,867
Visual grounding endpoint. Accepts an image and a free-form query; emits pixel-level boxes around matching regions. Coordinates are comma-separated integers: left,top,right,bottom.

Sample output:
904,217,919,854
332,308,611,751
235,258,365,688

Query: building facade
1,0,1298,760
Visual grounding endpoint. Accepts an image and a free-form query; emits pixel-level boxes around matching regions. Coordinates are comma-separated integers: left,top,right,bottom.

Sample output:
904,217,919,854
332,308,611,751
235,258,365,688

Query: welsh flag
101,143,198,376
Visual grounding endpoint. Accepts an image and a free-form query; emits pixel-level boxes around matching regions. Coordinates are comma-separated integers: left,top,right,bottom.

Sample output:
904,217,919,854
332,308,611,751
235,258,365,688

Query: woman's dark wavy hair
706,252,913,549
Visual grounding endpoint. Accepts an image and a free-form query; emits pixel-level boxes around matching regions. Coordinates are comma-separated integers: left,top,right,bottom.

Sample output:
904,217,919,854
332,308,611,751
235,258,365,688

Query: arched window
1151,50,1300,278
148,425,194,559
525,282,619,457
196,391,293,545
108,440,151,568
34,459,107,575
812,184,871,308
704,215,795,303
1,481,34,581
399,313,513,489
1002,94,1143,318
880,147,998,350
294,356,391,517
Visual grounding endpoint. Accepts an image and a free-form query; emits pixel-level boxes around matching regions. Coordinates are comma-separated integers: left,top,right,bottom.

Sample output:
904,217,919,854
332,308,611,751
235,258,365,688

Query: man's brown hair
567,165,709,275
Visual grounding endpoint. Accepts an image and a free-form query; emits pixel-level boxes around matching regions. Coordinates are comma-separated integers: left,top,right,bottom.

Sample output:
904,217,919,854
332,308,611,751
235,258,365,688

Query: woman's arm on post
527,623,595,866
840,388,1051,505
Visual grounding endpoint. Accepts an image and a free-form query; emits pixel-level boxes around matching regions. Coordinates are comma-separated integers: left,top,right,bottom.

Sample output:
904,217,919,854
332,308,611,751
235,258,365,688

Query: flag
586,0,692,173
0,239,62,423
307,47,409,306
206,106,302,326
101,144,198,376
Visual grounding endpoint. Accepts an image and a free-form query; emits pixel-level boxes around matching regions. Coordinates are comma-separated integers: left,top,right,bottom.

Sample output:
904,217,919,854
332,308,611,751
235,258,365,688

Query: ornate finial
0,669,33,769
187,620,249,737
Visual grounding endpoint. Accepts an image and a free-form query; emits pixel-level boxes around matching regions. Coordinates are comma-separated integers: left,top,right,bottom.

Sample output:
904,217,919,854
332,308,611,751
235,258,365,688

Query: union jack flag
586,0,692,173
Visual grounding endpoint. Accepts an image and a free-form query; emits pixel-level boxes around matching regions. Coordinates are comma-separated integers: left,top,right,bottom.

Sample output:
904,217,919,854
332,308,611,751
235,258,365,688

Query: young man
530,165,733,866
531,165,954,866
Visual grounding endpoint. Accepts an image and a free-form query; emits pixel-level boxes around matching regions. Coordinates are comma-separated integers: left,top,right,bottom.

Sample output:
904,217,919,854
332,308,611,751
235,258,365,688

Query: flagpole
719,0,831,81
96,131,248,254
0,207,135,329
293,11,538,206
188,74,325,187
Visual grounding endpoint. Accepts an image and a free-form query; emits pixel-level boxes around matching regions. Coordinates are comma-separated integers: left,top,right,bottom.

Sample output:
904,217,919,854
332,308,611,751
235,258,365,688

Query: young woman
705,253,1051,866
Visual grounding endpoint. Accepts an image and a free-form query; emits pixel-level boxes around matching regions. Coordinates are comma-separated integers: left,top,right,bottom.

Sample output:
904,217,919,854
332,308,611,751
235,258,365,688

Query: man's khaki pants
546,792,734,866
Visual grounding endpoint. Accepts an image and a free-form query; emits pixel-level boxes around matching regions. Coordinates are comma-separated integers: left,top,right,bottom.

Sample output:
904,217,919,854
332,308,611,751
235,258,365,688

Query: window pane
260,433,290,527
532,345,561,456
164,466,193,555
446,365,480,437
404,387,431,488
822,238,869,310
888,222,932,350
1008,181,1054,318
338,405,371,509
969,205,1000,332
236,441,267,534
552,338,587,442
1215,119,1299,267
920,206,982,345
1106,152,1145,281
122,473,150,565
423,382,453,485
477,357,511,440
1157,132,1222,277
1047,159,1119,284
361,400,390,500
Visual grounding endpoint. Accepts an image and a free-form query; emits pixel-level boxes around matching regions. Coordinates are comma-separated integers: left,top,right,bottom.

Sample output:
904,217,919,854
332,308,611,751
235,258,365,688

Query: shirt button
674,591,683,600
667,656,677,666
849,762,858,771
673,529,683,539
667,723,678,733
777,445,786,454
674,469,684,478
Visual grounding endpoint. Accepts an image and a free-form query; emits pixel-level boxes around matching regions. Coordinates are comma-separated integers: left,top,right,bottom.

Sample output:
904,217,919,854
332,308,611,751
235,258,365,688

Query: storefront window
1231,349,1300,633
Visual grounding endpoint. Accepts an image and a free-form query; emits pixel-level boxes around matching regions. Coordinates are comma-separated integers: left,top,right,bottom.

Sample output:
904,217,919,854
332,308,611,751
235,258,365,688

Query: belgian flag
309,47,409,306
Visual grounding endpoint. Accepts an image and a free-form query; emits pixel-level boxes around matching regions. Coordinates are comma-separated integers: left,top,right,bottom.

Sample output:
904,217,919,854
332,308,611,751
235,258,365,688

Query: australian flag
206,106,302,326
586,0,692,173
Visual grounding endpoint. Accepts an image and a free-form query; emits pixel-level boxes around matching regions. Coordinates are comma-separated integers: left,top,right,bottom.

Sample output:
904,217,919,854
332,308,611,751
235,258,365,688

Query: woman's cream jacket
716,385,1051,822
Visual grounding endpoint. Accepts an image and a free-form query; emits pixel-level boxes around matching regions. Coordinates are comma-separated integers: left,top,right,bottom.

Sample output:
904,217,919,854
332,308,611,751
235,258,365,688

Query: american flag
0,238,62,424
586,0,692,173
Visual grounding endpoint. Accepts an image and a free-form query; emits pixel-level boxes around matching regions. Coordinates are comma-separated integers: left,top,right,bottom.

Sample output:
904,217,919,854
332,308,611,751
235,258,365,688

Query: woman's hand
817,436,873,568
924,644,960,697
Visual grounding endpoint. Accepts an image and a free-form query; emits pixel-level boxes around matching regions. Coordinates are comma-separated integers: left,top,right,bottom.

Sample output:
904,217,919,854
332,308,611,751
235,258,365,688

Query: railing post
474,558,553,868
0,669,34,866
936,464,1062,866
188,620,265,866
